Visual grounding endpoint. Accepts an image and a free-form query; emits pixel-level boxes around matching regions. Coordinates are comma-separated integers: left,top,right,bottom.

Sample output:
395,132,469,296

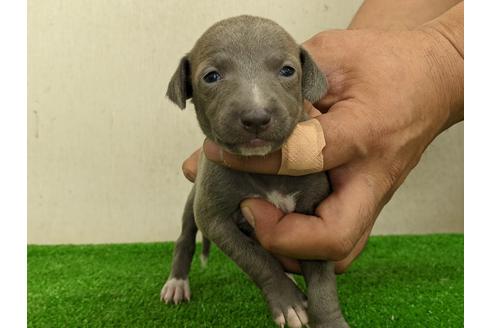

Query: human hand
182,16,463,273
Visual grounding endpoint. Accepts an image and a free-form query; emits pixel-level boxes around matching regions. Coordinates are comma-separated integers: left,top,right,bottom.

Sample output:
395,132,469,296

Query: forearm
349,0,462,30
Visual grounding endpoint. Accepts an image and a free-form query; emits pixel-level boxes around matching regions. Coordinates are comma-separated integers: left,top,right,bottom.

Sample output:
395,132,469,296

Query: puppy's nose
240,110,271,133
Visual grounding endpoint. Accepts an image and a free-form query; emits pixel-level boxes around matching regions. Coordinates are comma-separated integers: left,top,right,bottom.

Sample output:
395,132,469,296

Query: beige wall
28,0,463,244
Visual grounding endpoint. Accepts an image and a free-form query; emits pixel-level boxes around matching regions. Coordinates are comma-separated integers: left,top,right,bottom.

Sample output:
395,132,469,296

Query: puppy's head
167,15,327,156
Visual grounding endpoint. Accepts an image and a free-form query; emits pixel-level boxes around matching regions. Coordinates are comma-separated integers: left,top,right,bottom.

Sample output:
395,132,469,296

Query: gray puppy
162,16,348,328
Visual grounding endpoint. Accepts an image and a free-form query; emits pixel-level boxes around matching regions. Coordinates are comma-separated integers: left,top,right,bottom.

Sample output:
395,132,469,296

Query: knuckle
335,267,347,275
380,157,409,198
363,122,388,153
305,30,330,49
387,160,405,186
334,259,353,275
259,234,275,253
181,154,198,182
326,230,356,261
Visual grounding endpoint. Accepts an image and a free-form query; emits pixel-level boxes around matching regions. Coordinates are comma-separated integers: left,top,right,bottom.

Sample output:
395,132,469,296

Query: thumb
240,198,285,249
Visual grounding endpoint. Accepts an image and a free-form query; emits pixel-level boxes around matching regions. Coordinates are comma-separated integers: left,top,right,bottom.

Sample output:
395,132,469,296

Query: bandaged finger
278,119,326,176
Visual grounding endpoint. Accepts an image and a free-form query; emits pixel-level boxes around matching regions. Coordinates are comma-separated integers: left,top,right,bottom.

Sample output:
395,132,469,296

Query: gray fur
163,15,348,328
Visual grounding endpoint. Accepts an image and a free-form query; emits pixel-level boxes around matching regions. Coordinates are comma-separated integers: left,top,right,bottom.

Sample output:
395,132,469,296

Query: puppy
162,15,348,328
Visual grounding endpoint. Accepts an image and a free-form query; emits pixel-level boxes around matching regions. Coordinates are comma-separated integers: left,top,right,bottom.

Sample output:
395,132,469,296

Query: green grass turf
28,234,463,327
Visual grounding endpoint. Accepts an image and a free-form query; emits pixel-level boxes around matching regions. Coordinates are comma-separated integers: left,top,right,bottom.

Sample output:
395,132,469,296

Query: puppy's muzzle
240,108,272,134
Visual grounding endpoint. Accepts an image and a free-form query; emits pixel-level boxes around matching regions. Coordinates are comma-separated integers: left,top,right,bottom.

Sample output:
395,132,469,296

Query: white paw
274,306,309,328
200,253,208,268
160,278,191,304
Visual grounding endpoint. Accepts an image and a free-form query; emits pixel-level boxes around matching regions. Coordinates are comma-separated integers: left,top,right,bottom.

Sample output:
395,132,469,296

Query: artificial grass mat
28,234,463,327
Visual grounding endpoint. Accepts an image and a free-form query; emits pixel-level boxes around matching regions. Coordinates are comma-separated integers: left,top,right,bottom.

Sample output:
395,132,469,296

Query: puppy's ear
166,56,192,109
300,47,328,103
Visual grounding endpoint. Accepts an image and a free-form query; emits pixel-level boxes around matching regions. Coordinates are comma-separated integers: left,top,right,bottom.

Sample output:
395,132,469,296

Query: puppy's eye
203,71,222,83
279,66,295,77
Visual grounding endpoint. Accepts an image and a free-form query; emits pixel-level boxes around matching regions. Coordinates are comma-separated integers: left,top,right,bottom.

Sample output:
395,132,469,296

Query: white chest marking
266,191,298,213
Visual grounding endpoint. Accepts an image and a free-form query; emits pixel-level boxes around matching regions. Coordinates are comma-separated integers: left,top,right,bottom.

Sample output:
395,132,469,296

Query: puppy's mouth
235,138,274,156
243,138,269,148
217,136,279,157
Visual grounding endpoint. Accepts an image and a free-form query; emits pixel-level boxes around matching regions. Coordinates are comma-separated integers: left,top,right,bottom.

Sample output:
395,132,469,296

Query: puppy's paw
268,286,308,328
160,278,191,304
200,253,208,268
273,305,309,328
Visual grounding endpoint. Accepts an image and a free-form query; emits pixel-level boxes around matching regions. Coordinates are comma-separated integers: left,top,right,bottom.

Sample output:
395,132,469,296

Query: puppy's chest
196,158,327,216
254,190,299,213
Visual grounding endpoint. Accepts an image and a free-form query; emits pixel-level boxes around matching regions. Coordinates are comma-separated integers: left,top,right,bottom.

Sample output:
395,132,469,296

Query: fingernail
183,169,195,182
241,205,255,228
203,139,223,162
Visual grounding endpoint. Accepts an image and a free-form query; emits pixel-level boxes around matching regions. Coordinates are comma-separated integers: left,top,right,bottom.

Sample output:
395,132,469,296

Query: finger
243,196,372,274
241,200,302,273
241,198,327,259
334,224,372,274
241,170,382,260
316,104,366,170
181,148,201,182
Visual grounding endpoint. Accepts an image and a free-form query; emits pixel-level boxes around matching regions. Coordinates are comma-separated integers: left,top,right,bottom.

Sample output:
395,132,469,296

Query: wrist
409,26,464,135
349,0,463,31
416,2,464,130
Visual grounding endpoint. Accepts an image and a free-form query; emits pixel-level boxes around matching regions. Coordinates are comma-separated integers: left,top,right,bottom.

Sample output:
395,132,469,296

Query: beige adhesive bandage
278,119,326,176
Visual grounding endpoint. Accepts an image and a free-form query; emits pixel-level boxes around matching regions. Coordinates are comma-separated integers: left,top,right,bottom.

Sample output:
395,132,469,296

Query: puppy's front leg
300,260,349,328
161,188,196,304
201,213,308,328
